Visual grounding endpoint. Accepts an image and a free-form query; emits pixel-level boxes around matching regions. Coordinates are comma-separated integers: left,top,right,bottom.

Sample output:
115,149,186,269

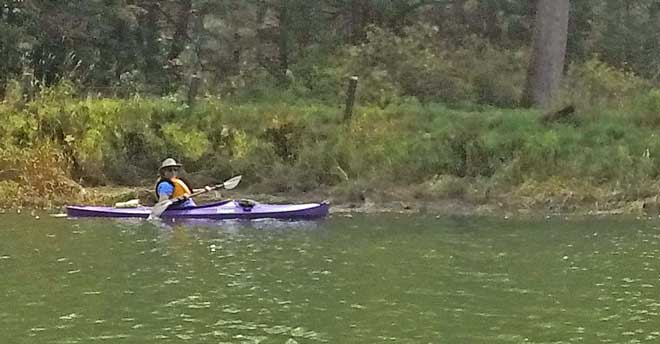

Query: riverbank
4,70,660,217
6,179,657,218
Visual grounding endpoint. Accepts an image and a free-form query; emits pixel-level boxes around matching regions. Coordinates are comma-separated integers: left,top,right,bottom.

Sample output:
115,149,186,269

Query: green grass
3,83,660,211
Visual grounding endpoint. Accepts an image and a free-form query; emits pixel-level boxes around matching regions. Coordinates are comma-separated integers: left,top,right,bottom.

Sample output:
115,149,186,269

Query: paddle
148,175,242,220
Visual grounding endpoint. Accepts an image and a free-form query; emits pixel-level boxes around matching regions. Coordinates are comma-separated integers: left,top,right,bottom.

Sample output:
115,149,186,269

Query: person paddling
149,158,239,219
155,158,197,207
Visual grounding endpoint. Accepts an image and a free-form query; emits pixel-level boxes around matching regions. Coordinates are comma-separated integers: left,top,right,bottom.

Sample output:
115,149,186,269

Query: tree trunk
652,2,660,21
452,0,466,25
277,0,289,86
521,0,570,109
478,1,501,41
138,1,162,87
4,1,13,23
167,0,193,62
348,0,371,44
256,0,267,64
232,32,240,75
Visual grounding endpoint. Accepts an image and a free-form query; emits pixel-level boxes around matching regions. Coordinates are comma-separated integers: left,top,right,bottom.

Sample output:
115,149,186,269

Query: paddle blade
148,199,173,220
222,175,242,190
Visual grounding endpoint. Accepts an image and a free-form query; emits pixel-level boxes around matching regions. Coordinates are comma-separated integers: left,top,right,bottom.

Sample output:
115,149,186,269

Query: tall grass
3,59,660,208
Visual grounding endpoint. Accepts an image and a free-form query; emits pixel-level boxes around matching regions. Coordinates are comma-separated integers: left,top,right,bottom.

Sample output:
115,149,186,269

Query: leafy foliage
2,0,659,101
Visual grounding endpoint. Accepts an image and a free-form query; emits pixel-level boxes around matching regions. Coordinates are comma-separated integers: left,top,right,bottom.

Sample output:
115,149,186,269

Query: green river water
1,213,660,343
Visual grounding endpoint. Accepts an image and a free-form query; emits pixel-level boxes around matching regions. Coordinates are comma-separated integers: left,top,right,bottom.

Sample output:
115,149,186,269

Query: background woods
4,1,660,103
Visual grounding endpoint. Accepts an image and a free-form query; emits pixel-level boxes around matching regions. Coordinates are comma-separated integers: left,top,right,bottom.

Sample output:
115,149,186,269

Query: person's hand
204,185,213,192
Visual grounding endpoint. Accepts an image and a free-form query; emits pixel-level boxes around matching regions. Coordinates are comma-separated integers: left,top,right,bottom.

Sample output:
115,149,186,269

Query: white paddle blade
149,199,173,219
222,175,242,190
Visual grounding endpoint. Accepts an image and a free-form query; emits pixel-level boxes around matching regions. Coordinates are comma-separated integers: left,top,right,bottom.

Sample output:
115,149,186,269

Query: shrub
630,88,660,127
0,144,81,207
336,25,527,107
564,58,649,113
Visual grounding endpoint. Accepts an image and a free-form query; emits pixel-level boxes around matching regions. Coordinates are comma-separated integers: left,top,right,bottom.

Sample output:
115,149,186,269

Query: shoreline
4,185,659,219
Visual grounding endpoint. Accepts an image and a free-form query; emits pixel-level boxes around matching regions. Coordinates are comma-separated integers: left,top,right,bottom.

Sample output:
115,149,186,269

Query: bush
630,89,660,127
0,144,81,207
563,59,649,113
335,25,527,107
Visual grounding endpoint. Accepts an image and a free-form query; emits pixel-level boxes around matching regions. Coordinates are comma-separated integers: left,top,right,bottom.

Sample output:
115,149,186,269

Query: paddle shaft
149,175,242,219
171,183,224,204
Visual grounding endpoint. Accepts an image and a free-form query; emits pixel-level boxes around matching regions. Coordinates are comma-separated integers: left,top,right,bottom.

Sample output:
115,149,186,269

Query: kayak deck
66,200,330,220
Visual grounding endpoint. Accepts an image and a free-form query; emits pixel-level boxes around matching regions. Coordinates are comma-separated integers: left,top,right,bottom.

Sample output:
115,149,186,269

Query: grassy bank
1,98,660,214
3,61,660,214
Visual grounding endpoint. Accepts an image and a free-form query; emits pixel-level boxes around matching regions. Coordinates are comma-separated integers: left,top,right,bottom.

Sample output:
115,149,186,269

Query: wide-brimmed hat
159,158,182,170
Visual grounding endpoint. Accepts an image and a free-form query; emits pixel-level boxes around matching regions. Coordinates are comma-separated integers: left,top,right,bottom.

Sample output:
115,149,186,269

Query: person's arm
192,186,214,193
156,182,174,202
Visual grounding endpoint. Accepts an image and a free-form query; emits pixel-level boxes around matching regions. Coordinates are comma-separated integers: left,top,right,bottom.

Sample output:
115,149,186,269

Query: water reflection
105,216,326,233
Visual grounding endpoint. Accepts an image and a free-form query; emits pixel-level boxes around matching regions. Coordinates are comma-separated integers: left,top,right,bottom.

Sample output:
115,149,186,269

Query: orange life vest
155,177,192,199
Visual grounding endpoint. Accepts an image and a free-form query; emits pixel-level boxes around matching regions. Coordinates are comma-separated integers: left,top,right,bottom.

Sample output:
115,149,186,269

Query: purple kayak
67,200,330,220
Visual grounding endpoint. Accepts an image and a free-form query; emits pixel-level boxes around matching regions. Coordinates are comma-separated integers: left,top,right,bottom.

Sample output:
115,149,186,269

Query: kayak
66,200,330,220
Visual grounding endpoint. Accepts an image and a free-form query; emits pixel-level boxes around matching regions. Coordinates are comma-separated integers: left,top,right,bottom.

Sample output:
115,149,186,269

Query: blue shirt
157,182,196,207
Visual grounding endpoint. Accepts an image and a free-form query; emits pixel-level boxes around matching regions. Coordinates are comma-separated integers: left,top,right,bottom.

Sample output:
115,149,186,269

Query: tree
521,0,570,108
